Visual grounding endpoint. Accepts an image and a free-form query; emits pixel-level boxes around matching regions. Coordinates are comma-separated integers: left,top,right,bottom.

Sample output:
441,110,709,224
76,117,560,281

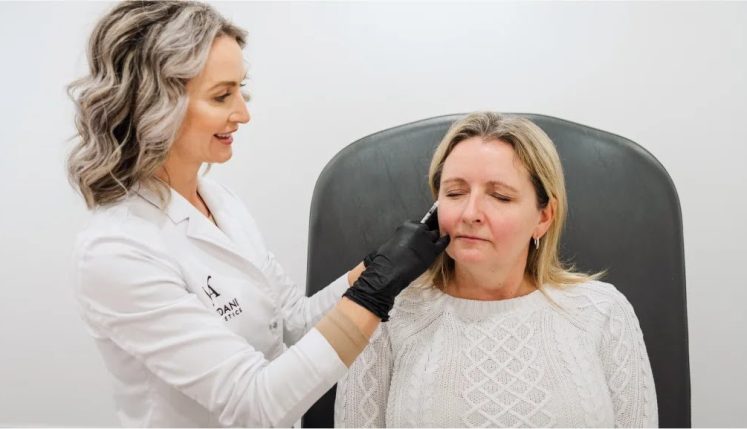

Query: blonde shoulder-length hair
421,112,602,291
67,1,247,208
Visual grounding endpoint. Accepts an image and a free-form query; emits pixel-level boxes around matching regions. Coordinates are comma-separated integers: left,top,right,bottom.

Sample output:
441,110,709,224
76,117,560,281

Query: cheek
436,201,460,236
487,209,538,242
186,102,224,135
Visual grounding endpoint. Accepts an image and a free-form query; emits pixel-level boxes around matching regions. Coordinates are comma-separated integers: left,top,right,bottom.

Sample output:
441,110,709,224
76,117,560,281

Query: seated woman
334,112,658,428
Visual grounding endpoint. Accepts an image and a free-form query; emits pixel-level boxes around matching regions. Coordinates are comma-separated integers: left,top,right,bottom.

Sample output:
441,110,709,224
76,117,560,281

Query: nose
461,193,484,225
229,94,251,124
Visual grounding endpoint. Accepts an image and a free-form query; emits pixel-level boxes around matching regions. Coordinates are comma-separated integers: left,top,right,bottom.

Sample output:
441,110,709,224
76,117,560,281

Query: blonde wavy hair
423,112,602,291
67,1,247,208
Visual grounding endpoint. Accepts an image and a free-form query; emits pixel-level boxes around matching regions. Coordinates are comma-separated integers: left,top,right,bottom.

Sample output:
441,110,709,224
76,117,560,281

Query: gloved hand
343,216,450,321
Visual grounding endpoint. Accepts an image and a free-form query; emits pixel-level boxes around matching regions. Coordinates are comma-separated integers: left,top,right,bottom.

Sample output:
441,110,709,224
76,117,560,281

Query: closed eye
215,92,231,102
492,193,512,202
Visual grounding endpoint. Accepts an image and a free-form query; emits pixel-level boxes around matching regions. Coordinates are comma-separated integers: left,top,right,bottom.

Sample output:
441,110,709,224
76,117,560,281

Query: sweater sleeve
334,324,393,428
600,290,659,428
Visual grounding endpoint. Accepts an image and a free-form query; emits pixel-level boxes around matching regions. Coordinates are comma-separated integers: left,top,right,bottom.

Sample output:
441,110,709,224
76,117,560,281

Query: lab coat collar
134,181,191,224
196,180,243,245
134,179,264,270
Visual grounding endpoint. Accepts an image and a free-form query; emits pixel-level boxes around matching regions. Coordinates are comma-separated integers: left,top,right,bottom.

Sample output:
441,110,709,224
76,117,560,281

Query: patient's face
437,137,544,272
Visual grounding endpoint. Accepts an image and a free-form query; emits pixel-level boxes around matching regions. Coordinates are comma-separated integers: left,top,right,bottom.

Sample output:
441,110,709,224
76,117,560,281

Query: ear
534,198,556,239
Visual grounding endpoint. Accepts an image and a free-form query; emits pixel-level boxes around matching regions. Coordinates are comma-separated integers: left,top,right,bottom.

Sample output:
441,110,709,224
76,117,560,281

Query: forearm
281,261,368,345
315,297,380,366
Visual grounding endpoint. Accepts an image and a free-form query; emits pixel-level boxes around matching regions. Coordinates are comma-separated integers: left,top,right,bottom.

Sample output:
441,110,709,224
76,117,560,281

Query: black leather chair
303,113,690,428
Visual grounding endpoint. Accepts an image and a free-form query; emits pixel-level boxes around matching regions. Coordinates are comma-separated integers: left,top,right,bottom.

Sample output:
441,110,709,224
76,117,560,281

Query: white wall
1,1,745,426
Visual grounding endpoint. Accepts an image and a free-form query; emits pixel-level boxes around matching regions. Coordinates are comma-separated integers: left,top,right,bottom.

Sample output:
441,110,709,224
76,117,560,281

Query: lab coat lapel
196,179,267,271
136,181,261,270
184,208,249,265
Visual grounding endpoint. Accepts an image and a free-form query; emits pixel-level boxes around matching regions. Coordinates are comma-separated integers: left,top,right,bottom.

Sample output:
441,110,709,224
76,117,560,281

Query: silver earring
533,237,539,249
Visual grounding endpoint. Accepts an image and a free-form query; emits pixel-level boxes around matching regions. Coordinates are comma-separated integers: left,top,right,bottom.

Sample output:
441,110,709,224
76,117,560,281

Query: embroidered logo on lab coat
202,275,244,322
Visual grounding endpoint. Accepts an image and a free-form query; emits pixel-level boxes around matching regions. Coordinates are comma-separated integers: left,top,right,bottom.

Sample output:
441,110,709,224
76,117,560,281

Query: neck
448,262,536,301
156,156,202,205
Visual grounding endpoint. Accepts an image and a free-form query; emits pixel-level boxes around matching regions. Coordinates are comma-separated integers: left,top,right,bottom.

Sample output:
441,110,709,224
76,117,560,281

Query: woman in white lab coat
67,2,448,427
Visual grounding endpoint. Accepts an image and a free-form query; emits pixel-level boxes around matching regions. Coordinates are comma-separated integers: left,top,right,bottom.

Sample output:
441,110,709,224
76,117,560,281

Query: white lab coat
73,178,349,427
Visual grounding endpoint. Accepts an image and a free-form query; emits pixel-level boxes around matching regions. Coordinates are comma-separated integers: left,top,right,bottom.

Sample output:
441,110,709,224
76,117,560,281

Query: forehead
192,36,246,87
442,137,531,185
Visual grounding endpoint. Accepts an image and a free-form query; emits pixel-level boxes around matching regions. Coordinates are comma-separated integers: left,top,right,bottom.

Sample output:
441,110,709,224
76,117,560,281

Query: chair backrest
303,113,690,428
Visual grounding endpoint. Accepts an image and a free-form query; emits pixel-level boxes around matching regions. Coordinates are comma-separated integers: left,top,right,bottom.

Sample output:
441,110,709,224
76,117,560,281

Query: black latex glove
344,216,450,321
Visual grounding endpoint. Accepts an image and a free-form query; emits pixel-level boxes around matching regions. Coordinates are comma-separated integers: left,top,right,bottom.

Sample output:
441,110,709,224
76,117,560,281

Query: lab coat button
270,321,278,329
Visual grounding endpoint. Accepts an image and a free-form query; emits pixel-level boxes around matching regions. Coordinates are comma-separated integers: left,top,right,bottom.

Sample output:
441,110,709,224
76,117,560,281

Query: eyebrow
207,73,248,91
208,81,238,91
441,178,519,194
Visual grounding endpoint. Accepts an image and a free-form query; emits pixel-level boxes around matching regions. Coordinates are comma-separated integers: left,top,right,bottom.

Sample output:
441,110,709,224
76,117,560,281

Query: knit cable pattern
335,281,658,428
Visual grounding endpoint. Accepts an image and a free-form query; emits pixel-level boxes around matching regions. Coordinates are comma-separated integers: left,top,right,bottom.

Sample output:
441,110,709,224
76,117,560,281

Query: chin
210,150,233,164
447,248,490,265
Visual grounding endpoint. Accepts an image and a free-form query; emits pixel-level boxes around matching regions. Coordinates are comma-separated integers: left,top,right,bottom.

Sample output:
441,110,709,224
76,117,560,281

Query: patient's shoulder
386,283,445,334
552,280,629,307
547,280,636,329
393,283,443,313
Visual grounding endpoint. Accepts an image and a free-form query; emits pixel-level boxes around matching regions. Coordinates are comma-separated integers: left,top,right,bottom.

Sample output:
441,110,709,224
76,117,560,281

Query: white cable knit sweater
334,281,658,428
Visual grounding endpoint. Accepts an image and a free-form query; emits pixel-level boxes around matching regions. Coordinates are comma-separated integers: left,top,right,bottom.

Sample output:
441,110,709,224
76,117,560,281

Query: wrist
337,296,380,337
343,287,393,322
346,262,366,287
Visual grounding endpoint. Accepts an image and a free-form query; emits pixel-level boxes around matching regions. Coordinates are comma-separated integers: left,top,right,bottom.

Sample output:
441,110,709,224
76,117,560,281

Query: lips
456,235,489,242
214,130,236,144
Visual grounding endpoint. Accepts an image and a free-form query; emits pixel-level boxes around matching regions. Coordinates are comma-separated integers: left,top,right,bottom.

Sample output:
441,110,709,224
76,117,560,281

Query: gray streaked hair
67,1,247,208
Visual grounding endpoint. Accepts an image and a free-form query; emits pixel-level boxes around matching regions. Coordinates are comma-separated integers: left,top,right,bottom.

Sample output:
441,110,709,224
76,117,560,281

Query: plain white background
1,1,745,426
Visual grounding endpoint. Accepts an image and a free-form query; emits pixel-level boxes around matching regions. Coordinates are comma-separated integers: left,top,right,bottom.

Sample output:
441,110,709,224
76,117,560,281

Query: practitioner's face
170,36,250,167
437,137,553,273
